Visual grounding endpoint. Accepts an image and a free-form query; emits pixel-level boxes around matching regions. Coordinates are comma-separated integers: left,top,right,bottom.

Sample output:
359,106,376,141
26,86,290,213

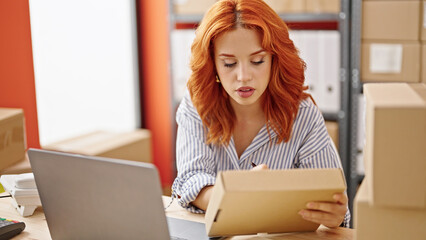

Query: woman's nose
237,63,251,82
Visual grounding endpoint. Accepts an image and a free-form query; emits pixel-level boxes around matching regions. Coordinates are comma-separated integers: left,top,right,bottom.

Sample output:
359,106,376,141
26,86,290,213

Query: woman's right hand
251,164,269,171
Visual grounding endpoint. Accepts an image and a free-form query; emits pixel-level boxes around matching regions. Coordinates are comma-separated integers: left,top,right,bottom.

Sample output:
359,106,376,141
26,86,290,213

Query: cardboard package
362,1,420,41
361,41,420,83
173,0,216,15
43,129,152,163
0,154,31,175
264,0,305,14
363,83,426,209
0,108,26,171
205,168,346,237
305,0,340,13
422,1,426,41
325,121,339,150
422,44,426,83
354,180,426,240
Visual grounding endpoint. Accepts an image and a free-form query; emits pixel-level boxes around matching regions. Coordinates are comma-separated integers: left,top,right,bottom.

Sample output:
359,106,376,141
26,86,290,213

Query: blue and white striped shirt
172,92,350,227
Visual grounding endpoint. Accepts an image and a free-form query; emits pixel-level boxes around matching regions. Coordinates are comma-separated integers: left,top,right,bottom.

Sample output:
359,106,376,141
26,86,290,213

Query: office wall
138,0,174,189
29,0,141,146
0,0,40,149
0,0,174,189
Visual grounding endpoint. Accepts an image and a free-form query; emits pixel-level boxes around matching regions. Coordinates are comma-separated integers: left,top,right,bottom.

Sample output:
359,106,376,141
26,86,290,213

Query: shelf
173,13,340,30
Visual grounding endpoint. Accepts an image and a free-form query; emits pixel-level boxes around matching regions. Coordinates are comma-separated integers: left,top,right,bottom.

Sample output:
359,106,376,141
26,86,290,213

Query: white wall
29,0,140,146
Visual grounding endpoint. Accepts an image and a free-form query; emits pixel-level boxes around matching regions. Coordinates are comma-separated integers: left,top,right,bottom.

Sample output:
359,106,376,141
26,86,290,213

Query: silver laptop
28,149,208,240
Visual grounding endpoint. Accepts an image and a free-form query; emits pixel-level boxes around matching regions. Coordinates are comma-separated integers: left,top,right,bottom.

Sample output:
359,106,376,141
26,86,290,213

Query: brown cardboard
264,0,305,14
363,83,426,209
325,121,339,150
422,44,426,83
361,41,421,83
0,154,31,175
0,108,26,171
305,0,340,13
43,129,152,163
173,0,217,15
362,1,420,41
205,168,346,237
354,180,426,240
422,1,426,41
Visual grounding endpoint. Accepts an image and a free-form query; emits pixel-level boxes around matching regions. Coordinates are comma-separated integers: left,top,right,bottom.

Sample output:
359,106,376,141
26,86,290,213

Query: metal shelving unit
347,0,364,226
168,0,361,227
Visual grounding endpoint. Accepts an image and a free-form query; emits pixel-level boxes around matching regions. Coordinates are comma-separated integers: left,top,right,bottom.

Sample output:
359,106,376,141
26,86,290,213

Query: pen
251,162,257,167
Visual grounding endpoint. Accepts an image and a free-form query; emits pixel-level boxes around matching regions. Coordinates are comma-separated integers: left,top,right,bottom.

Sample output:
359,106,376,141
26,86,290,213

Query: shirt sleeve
295,101,351,227
171,93,217,213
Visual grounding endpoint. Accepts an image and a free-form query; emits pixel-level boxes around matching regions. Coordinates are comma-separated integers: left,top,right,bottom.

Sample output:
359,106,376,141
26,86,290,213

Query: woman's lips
236,87,255,98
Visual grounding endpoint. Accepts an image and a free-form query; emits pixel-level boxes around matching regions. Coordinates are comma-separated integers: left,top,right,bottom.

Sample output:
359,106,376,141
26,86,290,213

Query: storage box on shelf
305,0,340,13
361,0,422,83
264,0,305,13
361,41,420,83
43,129,152,163
0,108,26,171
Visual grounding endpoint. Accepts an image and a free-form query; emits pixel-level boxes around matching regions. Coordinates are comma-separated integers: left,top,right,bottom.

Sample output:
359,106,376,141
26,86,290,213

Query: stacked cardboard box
43,129,152,163
325,121,339,150
354,83,426,240
0,108,26,172
422,1,426,83
173,0,340,15
361,0,422,83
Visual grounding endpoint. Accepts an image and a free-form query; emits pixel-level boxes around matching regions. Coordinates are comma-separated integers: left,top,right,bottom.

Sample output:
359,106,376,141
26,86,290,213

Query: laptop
28,149,209,240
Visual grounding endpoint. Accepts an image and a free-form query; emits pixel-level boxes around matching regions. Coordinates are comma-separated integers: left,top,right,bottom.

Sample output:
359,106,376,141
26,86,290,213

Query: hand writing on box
252,164,347,228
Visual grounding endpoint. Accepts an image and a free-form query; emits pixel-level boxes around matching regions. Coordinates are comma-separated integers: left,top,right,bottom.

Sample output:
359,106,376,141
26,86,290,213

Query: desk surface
0,194,354,240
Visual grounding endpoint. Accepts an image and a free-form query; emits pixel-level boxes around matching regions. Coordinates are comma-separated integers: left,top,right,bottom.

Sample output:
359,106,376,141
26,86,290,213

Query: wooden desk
0,194,354,239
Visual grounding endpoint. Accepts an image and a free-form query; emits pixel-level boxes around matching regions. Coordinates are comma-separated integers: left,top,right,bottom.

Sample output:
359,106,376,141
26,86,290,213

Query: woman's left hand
298,193,347,228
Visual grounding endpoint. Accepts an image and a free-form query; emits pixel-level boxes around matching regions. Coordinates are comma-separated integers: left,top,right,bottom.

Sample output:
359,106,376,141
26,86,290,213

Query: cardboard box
0,108,26,171
43,129,152,163
361,41,420,83
264,0,305,14
354,180,426,240
305,0,340,13
173,0,217,15
422,44,426,83
205,168,346,237
0,154,31,175
422,1,426,41
363,83,426,209
362,1,420,41
325,121,339,150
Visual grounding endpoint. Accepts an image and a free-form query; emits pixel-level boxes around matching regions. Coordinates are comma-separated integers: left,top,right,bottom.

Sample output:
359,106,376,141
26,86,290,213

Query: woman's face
214,27,272,109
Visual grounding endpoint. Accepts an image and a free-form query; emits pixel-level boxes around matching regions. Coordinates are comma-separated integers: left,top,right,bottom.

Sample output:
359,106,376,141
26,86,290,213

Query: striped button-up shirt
172,92,350,227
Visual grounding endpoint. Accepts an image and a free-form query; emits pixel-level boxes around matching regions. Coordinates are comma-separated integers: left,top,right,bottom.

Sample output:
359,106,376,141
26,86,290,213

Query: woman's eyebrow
218,49,265,58
250,49,265,56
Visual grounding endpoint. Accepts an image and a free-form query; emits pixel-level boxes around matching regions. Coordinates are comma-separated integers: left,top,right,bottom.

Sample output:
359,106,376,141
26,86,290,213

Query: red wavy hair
187,0,311,145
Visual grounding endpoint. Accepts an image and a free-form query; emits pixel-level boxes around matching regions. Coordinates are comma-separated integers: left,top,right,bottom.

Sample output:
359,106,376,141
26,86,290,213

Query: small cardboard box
422,44,426,83
205,168,346,237
173,0,216,15
361,41,420,83
362,1,420,41
422,1,426,41
264,0,306,14
325,121,339,150
305,0,340,14
354,180,426,240
43,129,152,163
0,154,31,175
0,108,26,171
363,83,426,209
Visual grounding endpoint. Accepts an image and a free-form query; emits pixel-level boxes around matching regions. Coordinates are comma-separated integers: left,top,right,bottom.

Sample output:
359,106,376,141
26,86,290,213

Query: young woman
172,0,350,228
